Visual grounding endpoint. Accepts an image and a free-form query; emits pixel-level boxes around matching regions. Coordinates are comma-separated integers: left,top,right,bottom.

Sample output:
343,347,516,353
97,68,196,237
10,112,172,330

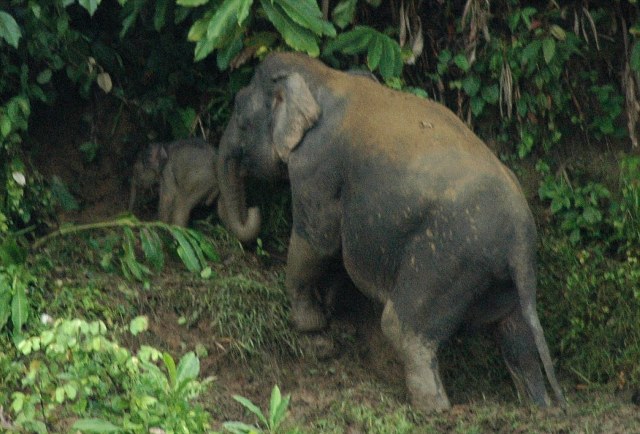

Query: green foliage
540,236,640,386
0,10,21,48
538,155,640,385
611,156,640,254
184,0,335,62
538,155,640,249
0,236,36,343
224,385,292,434
422,3,627,158
324,26,403,81
4,317,213,433
34,216,220,282
538,174,611,245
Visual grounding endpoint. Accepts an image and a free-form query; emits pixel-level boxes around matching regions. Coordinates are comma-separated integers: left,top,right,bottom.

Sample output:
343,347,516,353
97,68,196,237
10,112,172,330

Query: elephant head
217,56,321,243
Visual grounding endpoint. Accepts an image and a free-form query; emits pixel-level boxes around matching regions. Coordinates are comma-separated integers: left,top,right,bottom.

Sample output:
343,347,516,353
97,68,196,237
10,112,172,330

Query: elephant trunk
217,136,261,243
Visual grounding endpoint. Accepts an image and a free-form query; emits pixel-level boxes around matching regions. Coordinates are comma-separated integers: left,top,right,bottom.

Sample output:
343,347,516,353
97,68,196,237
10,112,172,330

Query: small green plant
5,316,214,433
0,235,37,343
223,385,292,434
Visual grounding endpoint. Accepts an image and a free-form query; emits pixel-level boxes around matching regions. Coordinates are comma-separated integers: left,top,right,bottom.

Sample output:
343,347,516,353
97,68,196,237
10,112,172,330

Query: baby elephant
129,138,219,227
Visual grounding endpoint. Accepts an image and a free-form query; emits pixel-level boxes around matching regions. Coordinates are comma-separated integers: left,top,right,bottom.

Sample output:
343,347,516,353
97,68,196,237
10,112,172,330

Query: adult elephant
217,52,565,412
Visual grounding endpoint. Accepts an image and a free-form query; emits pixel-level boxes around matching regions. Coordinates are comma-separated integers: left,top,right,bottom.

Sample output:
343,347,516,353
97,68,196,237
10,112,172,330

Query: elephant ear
271,72,321,162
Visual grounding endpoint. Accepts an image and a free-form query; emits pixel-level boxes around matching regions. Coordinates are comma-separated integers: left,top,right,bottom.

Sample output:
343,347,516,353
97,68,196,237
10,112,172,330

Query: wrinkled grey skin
217,52,565,413
129,138,219,227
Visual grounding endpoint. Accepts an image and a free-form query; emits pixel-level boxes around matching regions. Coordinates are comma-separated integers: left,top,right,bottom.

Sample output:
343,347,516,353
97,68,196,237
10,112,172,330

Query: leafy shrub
539,235,640,386
538,173,612,245
4,317,214,433
538,155,640,386
610,155,640,255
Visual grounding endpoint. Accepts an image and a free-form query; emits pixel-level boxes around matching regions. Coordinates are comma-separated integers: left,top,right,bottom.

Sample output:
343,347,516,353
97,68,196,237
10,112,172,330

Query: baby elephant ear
271,72,321,162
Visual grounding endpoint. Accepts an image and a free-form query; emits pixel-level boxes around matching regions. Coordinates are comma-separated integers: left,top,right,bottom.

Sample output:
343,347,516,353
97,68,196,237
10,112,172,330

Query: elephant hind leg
496,307,551,407
381,300,450,413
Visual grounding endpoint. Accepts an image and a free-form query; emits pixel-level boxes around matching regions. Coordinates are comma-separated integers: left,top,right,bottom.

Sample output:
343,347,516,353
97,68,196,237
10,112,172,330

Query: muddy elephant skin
216,52,565,412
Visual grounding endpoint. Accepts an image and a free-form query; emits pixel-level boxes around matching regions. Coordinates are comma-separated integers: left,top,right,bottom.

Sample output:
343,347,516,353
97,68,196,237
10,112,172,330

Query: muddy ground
29,97,640,433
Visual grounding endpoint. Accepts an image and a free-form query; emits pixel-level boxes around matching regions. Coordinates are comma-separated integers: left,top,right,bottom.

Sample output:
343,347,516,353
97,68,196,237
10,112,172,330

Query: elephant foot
291,297,327,332
407,376,451,413
300,332,338,360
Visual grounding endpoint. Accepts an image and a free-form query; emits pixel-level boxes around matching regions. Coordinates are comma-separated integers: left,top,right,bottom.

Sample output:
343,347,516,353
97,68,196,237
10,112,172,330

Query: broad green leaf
453,54,470,72
367,35,382,71
129,315,149,336
163,352,178,386
186,230,220,262
188,15,210,42
521,39,541,65
470,95,485,116
37,69,52,85
268,385,289,429
184,230,207,267
64,383,77,400
277,0,335,37
169,228,201,272
121,227,151,281
261,0,319,56
324,26,372,55
176,351,200,385
268,385,282,428
195,37,216,62
462,75,480,96
0,11,22,48
481,83,499,104
233,395,268,426
11,284,28,333
206,0,252,45
55,386,65,403
140,227,164,270
379,35,402,80
550,24,566,41
332,0,357,29
153,0,170,31
272,393,290,429
78,0,102,17
236,0,252,25
0,116,10,137
177,0,210,6
542,37,555,64
120,9,138,38
71,419,122,432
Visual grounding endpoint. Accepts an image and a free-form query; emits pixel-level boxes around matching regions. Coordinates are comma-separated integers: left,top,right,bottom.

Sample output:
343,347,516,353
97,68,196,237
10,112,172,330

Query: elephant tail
510,251,567,408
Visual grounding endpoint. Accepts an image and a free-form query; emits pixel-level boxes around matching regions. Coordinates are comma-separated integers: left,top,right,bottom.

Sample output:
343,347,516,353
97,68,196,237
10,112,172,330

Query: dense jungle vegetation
1,0,640,432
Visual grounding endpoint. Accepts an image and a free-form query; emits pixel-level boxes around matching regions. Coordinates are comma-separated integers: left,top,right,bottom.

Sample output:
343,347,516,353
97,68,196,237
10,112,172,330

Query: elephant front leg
285,231,332,332
381,300,451,413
